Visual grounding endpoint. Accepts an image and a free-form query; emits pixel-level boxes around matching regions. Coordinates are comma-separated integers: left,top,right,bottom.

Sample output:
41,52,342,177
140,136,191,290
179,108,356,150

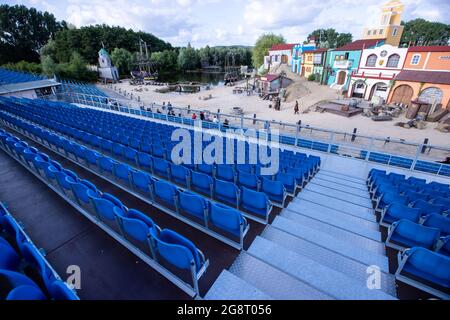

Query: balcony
333,60,353,69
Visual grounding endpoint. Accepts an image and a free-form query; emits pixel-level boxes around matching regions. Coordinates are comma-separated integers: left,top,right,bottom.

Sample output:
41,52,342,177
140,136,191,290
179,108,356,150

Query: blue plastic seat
99,156,115,174
112,143,124,157
397,247,450,291
407,177,427,186
275,173,296,194
381,204,421,226
92,197,119,222
54,169,78,192
83,149,101,166
405,191,429,203
140,142,152,154
411,199,445,215
216,165,235,182
179,192,208,221
0,237,20,270
100,139,113,153
150,229,203,272
153,157,170,178
191,171,213,197
152,145,165,158
0,269,45,300
170,164,191,188
209,203,246,237
113,163,131,184
377,191,407,211
21,242,57,292
114,207,156,243
423,214,450,237
130,169,153,195
153,180,178,208
69,179,99,205
240,187,271,218
214,179,239,208
124,147,137,162
237,170,260,191
432,197,450,210
261,177,286,206
236,164,253,174
197,163,214,175
388,219,440,250
137,152,153,170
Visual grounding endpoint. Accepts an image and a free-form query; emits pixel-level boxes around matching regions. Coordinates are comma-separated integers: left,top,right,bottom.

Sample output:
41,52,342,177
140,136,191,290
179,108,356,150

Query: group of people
191,111,228,127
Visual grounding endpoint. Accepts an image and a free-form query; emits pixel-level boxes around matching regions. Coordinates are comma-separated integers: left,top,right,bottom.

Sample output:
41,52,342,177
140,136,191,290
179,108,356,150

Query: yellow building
301,51,315,79
361,0,404,46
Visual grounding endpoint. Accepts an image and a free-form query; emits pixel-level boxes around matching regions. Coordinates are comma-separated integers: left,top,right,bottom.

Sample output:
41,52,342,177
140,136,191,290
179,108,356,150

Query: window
382,15,388,25
308,55,312,61
344,52,349,60
386,54,400,68
366,54,377,67
379,29,384,35
368,30,371,35
411,54,421,65
392,28,398,36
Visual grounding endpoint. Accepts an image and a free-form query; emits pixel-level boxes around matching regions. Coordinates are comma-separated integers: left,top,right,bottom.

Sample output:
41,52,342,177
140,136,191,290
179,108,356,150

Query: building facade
292,43,316,75
388,46,450,109
263,44,295,71
348,44,407,101
326,39,384,92
361,0,404,47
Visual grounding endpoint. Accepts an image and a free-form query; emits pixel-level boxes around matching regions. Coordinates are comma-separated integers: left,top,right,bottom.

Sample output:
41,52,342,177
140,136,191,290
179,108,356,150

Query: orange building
388,46,450,109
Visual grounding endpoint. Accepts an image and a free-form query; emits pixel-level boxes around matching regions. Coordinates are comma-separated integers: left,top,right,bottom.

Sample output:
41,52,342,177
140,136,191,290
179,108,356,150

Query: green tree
401,19,450,46
306,29,352,48
110,48,133,76
177,43,200,71
41,55,57,76
0,4,65,64
252,33,286,68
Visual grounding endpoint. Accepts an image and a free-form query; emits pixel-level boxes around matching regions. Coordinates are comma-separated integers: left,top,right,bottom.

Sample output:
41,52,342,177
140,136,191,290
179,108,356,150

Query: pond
158,71,226,86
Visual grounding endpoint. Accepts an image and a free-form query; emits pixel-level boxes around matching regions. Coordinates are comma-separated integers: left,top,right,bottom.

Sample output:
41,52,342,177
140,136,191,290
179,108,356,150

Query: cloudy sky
6,0,450,47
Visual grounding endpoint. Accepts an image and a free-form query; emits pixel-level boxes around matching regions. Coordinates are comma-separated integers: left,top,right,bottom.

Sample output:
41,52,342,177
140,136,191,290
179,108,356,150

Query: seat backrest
154,180,178,204
209,203,243,236
192,171,213,189
114,163,130,181
394,219,440,249
404,247,450,287
216,165,234,181
131,170,152,192
386,204,421,223
179,192,207,218
238,170,258,189
261,177,284,196
413,200,445,215
170,163,190,180
214,179,238,198
241,187,268,210
423,214,450,237
92,197,118,221
99,156,115,173
154,229,202,271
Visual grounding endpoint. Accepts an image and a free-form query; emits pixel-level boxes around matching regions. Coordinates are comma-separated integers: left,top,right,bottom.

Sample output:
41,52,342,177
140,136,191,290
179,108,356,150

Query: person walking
200,112,205,121
192,113,197,120
294,100,299,114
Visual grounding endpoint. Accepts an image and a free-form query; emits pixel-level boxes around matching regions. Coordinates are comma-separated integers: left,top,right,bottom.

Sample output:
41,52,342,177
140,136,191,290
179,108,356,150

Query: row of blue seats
0,128,209,296
0,97,320,210
366,169,450,299
0,68,46,85
0,203,78,300
0,117,250,248
0,96,320,171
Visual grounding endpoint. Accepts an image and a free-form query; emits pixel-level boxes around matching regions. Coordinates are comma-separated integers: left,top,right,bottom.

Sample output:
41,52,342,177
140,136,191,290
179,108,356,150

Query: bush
307,74,316,81
2,60,42,74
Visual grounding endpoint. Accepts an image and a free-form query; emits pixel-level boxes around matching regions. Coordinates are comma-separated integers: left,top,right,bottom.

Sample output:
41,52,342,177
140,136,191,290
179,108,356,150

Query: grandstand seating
0,202,78,300
0,68,47,85
0,126,209,297
0,96,320,226
367,168,450,299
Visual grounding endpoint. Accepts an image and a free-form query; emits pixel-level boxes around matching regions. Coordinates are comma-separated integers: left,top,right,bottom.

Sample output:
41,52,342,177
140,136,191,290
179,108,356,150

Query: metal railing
44,92,450,178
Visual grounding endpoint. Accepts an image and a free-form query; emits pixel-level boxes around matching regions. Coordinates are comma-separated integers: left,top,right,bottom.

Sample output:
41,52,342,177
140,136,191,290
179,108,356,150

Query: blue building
326,39,384,91
292,43,316,74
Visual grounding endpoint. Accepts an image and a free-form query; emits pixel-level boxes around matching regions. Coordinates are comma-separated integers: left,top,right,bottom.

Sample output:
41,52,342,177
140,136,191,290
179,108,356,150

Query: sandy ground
99,78,449,151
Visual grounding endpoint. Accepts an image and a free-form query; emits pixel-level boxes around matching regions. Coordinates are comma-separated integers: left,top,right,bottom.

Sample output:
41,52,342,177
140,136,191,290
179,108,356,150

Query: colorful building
263,44,296,71
292,43,316,75
256,74,294,94
361,0,404,47
388,46,450,109
301,51,315,78
326,39,384,92
348,44,407,101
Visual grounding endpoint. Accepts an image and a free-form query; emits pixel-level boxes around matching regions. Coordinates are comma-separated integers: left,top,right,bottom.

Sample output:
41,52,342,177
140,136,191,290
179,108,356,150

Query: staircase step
314,174,368,190
282,209,381,242
204,270,272,300
305,184,372,207
296,190,374,218
310,179,370,198
318,170,366,184
261,227,396,296
271,216,389,272
248,237,396,300
228,252,332,300
286,198,378,227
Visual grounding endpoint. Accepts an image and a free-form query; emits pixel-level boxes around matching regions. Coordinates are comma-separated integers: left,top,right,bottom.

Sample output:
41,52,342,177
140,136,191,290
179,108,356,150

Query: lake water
158,71,226,86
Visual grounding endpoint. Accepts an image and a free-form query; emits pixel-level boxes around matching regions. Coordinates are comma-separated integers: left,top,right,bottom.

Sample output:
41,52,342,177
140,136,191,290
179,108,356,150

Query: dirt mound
284,82,311,103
